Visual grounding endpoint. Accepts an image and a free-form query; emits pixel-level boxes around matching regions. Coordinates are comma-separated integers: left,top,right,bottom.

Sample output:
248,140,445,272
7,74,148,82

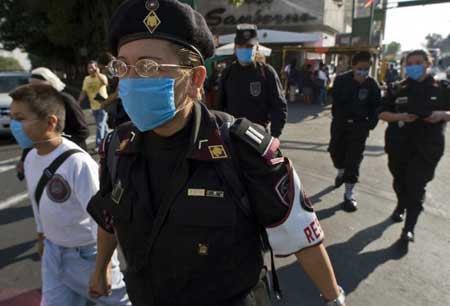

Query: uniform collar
115,102,229,161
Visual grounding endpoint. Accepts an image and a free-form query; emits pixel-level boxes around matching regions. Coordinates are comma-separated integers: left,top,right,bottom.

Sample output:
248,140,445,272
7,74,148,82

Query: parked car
0,71,30,133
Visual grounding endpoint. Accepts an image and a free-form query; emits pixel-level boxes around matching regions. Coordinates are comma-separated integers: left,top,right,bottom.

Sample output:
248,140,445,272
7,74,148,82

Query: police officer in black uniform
329,51,381,211
86,1,347,306
216,24,287,138
379,49,450,242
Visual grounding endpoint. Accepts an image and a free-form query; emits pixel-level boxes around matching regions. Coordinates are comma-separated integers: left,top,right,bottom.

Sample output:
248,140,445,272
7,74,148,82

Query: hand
397,113,418,123
424,111,450,123
89,267,112,299
16,161,25,181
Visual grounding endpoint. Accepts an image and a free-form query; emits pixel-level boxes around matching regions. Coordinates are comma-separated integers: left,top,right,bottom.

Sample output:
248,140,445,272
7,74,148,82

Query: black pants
385,129,444,232
328,120,370,184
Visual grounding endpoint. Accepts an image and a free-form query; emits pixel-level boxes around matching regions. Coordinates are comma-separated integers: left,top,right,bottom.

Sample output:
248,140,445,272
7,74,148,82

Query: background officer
86,1,346,306
215,24,287,138
328,51,381,212
379,49,450,242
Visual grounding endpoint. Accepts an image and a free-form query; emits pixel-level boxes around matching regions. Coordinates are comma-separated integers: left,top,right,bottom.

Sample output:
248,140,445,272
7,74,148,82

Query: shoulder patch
230,118,280,163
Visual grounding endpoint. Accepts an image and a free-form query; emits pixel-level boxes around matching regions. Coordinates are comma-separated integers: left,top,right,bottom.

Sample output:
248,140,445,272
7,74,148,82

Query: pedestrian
87,1,346,306
302,64,315,104
285,58,299,103
317,63,329,105
77,60,109,149
216,23,287,138
379,49,450,242
385,64,399,85
328,51,381,211
16,67,91,181
8,84,130,306
29,67,90,149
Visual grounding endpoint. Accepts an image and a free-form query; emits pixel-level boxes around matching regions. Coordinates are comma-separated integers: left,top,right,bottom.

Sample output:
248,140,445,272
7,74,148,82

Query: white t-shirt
24,138,99,248
318,70,328,82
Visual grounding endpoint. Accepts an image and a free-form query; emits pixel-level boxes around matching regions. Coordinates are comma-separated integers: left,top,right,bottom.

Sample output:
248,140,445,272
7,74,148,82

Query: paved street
1,104,450,305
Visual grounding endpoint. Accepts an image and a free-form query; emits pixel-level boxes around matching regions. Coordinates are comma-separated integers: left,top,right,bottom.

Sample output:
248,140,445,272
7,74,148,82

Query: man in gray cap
87,1,346,306
216,24,287,138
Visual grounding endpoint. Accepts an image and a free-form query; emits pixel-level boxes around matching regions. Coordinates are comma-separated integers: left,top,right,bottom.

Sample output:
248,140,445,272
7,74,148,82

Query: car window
0,76,29,92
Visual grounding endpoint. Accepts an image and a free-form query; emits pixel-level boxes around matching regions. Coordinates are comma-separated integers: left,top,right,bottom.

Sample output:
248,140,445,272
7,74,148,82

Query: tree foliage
0,0,124,80
425,33,450,52
384,41,401,56
0,56,24,71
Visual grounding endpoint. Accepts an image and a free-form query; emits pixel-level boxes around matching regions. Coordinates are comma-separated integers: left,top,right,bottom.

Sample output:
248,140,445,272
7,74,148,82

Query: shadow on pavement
308,185,335,205
272,218,408,306
0,240,40,270
286,104,327,124
0,206,33,226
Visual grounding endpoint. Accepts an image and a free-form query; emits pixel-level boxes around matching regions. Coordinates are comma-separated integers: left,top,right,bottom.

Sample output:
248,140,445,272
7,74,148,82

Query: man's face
10,101,49,143
235,43,257,65
87,63,98,76
406,54,429,69
352,61,371,83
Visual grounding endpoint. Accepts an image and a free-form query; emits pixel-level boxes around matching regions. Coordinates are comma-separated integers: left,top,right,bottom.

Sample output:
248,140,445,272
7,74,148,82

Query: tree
0,0,124,81
0,56,24,71
425,33,444,49
384,41,401,56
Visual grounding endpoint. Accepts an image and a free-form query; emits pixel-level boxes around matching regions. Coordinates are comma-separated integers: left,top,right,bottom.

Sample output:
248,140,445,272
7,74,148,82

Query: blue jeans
93,109,108,147
41,239,130,306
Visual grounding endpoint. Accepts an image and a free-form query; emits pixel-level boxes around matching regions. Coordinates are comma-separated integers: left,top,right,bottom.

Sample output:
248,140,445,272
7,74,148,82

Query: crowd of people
6,1,450,306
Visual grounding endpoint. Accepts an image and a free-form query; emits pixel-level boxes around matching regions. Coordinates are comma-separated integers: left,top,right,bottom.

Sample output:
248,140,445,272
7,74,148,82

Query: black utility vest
109,112,263,306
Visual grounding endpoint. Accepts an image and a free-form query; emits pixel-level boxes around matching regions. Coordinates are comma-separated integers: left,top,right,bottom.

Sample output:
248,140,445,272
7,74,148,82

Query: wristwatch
323,286,345,306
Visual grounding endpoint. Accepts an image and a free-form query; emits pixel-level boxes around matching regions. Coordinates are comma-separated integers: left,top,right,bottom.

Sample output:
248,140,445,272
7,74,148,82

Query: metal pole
350,0,356,46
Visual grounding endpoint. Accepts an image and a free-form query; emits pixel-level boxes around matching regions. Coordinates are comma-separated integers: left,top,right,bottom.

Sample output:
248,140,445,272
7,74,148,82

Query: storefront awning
218,29,322,45
215,43,272,56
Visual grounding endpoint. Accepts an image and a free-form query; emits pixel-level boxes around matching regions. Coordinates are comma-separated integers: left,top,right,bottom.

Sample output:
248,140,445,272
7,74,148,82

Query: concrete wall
323,0,347,33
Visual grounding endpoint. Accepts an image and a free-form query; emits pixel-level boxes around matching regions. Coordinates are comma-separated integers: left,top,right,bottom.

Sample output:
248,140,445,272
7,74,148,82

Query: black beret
109,0,215,62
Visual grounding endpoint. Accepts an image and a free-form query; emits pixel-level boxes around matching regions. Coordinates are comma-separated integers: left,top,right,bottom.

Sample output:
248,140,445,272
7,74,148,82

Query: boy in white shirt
9,84,130,306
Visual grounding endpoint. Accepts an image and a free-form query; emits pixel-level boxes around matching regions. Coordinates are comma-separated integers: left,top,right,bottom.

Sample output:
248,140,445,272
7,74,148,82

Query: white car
0,72,30,133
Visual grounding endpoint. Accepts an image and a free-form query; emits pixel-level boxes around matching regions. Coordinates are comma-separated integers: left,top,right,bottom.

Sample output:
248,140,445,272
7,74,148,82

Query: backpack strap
213,111,283,300
34,149,83,207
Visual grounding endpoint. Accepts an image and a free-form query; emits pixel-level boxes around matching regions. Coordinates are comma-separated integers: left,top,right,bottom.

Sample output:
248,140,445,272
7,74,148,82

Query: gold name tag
188,189,206,197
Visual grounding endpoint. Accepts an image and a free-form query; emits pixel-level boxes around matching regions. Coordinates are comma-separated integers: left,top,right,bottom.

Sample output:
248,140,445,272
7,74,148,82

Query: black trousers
385,128,444,232
328,120,370,184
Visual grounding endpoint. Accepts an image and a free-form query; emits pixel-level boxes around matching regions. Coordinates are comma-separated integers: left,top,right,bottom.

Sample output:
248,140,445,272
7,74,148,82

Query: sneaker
400,230,414,243
334,175,344,188
342,197,358,212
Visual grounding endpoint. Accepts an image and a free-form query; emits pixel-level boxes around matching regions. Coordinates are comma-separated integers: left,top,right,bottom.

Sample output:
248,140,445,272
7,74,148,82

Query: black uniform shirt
331,70,381,126
217,61,287,138
143,119,192,214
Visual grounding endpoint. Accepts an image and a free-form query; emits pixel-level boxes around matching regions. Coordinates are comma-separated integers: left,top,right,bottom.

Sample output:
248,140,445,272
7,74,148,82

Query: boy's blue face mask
119,78,177,132
405,65,426,81
236,48,255,64
355,69,370,77
10,120,33,149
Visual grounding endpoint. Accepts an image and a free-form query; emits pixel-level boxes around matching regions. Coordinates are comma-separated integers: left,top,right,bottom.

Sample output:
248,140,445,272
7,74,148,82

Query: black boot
342,196,358,212
400,229,415,242
391,206,405,223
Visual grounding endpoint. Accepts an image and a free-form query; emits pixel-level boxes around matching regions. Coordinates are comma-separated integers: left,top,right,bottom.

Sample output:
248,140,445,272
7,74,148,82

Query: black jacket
87,103,292,306
216,61,287,138
331,71,381,129
61,91,89,147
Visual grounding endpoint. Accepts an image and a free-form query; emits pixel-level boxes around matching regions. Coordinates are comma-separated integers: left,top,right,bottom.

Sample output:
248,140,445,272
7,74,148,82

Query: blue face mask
406,65,425,81
236,48,255,64
10,120,33,149
119,78,177,132
355,69,369,77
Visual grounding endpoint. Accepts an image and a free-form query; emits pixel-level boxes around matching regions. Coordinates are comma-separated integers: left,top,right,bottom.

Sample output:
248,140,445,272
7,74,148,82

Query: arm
89,227,117,298
96,71,108,87
102,89,119,108
296,244,344,303
214,67,229,111
77,91,87,104
61,93,90,141
267,65,287,138
368,81,382,129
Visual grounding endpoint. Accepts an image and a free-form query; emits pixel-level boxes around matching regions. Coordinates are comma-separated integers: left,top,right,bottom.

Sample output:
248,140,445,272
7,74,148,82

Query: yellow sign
208,145,228,159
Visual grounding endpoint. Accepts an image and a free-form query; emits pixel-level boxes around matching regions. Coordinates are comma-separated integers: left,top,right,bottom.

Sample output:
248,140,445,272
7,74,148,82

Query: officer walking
86,1,346,306
379,49,450,242
328,51,381,211
216,24,287,138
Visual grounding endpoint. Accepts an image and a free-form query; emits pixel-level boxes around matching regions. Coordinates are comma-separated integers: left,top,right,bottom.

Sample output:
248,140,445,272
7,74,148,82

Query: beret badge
143,0,161,34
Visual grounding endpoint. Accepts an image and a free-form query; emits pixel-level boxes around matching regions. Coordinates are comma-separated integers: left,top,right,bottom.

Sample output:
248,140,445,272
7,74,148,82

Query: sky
384,2,450,51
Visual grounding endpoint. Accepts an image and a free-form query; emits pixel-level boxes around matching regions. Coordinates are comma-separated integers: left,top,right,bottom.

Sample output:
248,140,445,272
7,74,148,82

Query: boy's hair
9,84,66,133
406,49,432,64
88,60,98,66
352,51,372,65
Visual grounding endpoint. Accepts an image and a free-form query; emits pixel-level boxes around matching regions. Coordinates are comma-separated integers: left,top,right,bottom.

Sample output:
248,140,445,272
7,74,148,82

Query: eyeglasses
107,59,192,78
